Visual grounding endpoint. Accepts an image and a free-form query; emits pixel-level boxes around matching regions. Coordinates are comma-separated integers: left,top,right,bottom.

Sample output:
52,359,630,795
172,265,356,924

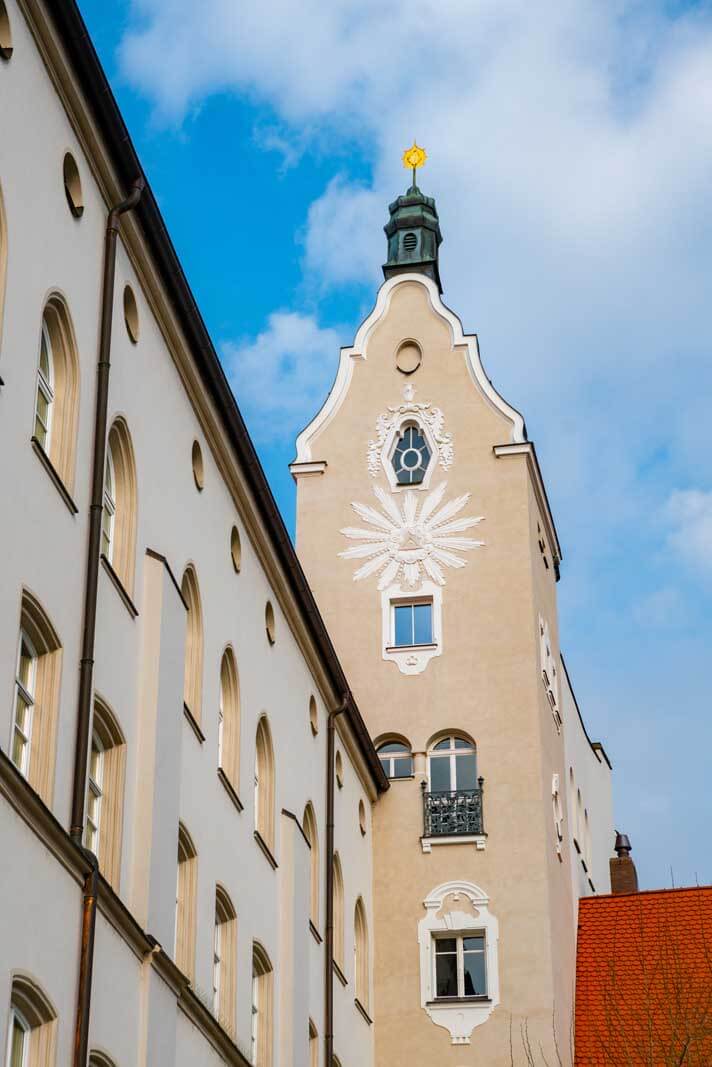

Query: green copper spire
383,145,443,291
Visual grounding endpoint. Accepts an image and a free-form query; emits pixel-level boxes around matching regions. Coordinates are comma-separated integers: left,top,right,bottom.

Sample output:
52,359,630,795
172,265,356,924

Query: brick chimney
609,832,639,895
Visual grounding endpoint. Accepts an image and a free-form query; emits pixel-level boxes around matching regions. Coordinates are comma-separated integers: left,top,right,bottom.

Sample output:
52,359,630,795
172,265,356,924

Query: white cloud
665,489,712,575
223,312,341,443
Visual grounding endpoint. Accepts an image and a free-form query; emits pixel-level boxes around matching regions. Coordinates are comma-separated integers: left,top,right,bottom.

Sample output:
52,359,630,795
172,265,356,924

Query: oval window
396,340,422,375
63,153,84,218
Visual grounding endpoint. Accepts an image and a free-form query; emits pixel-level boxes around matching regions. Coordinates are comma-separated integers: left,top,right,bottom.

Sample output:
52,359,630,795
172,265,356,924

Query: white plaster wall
560,663,614,899
0,2,379,1064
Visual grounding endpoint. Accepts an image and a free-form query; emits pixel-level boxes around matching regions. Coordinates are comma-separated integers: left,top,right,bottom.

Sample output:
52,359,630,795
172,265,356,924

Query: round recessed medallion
396,340,422,375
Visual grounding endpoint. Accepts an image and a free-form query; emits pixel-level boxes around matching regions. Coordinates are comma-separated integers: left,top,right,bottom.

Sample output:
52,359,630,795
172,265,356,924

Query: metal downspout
71,178,144,1067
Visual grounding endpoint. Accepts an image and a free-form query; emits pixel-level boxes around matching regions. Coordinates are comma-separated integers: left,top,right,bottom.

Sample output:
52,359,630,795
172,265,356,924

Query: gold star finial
402,142,427,188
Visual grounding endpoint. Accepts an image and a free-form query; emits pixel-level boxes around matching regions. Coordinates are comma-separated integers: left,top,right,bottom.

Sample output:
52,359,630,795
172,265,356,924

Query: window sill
385,642,437,653
333,960,347,987
183,703,205,744
421,834,487,853
254,830,278,870
354,998,373,1025
100,554,138,618
426,996,491,1007
217,768,243,812
309,920,322,945
31,437,78,515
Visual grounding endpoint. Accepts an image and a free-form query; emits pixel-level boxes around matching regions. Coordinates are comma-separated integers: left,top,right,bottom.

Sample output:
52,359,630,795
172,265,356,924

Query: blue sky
79,0,712,890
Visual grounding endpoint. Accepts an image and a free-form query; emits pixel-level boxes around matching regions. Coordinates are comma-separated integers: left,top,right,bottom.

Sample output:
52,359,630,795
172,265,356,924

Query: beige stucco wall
294,276,611,1064
0,2,378,1065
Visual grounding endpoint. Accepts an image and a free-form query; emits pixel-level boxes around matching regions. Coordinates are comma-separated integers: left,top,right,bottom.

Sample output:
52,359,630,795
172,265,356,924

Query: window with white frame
12,630,37,777
6,1004,29,1067
34,321,54,452
377,740,413,779
390,422,432,485
428,736,477,793
213,914,222,1015
84,731,104,854
538,615,560,725
101,449,116,561
434,933,487,999
392,599,433,648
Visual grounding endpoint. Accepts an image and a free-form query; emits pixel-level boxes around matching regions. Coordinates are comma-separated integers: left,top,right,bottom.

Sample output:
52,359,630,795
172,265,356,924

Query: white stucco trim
418,880,500,1045
292,273,526,464
381,581,442,675
421,834,487,853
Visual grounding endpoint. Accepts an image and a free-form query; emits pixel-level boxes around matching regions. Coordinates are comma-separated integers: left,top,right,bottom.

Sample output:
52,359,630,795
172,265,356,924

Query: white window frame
84,731,104,854
391,597,434,649
418,881,499,1045
380,408,440,492
381,581,442,676
5,1006,30,1067
217,678,225,770
427,735,477,793
538,614,561,730
388,420,433,487
432,932,487,1000
377,741,414,779
102,448,116,563
34,319,55,452
250,971,259,1065
12,630,37,778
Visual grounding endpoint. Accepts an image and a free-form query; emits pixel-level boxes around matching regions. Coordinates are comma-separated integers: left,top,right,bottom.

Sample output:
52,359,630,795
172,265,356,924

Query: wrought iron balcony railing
422,779,485,838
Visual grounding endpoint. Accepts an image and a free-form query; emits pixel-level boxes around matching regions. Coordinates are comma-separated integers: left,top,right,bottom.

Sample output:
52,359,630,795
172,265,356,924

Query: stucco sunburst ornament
340,482,484,590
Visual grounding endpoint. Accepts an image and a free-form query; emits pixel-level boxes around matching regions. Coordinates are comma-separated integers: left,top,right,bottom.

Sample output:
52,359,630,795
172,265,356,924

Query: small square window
393,600,433,647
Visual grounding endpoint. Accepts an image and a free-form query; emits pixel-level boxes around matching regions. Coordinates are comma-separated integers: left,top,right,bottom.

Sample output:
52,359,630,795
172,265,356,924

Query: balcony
422,779,485,839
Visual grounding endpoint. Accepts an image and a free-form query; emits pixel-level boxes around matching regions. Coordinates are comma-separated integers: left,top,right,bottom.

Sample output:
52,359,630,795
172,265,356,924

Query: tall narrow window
32,297,80,490
181,566,204,724
251,943,273,1067
34,321,54,452
82,698,126,889
7,975,57,1066
377,739,413,779
254,716,275,850
333,853,345,972
175,823,198,979
10,593,62,804
302,803,319,929
354,898,369,1012
218,648,240,791
101,419,138,595
214,886,237,1037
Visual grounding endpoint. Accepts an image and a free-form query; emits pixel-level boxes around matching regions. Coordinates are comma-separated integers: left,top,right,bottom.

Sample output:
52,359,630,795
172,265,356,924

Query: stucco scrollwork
339,481,484,590
367,383,454,485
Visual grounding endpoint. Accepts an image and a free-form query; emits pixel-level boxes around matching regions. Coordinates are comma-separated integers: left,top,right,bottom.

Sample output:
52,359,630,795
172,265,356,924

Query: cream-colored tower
292,173,613,1065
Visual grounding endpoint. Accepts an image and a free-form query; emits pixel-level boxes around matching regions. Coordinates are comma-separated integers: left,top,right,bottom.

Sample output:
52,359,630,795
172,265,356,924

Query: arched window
101,419,137,594
218,647,240,790
33,296,80,489
377,739,413,779
251,943,273,1067
428,735,477,793
254,716,275,849
83,697,126,889
390,421,431,485
214,885,237,1037
333,852,345,972
302,803,319,928
7,975,57,1066
354,897,369,1012
175,823,197,980
11,591,62,804
181,566,203,724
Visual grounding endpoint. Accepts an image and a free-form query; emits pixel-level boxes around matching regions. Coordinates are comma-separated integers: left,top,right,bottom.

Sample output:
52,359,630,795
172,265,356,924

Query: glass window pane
456,753,478,790
40,328,50,378
433,738,450,751
454,737,472,749
463,948,487,996
379,742,408,754
10,1015,26,1067
394,605,413,647
429,755,451,793
413,603,432,645
463,936,485,952
393,757,412,778
435,951,458,997
35,416,47,448
435,938,456,954
36,387,49,426
378,757,390,776
18,642,33,691
12,727,26,768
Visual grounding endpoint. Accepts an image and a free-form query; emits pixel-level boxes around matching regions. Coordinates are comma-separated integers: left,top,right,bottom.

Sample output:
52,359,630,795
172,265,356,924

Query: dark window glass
453,737,471,749
435,941,458,997
433,738,451,751
391,424,432,485
456,753,478,790
393,757,412,778
430,756,451,793
463,936,487,996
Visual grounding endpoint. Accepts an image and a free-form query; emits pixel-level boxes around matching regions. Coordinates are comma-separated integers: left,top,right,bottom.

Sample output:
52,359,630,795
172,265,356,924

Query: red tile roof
575,885,712,1066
